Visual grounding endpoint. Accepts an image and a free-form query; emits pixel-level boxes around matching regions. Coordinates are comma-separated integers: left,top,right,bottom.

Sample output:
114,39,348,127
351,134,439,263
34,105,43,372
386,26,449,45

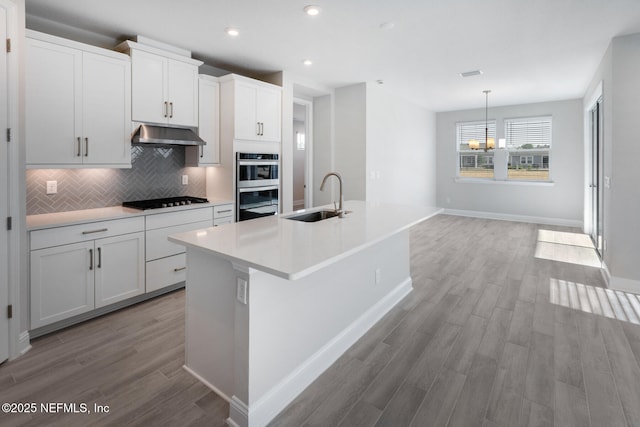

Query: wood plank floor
2,214,640,427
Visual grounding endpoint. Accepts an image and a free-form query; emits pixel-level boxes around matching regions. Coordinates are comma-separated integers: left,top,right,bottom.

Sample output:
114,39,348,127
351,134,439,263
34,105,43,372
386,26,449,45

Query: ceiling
24,0,640,112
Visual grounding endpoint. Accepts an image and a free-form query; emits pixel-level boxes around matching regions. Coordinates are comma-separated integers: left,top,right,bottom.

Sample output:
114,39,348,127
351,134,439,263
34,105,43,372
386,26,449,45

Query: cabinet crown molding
115,39,203,66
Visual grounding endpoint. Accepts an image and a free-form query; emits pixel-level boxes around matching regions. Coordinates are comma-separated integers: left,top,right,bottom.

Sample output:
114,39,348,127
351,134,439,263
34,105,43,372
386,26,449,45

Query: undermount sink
284,210,340,222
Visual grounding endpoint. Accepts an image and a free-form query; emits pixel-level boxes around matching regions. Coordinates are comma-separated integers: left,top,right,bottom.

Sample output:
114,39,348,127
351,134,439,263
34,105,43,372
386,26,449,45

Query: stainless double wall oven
236,152,279,221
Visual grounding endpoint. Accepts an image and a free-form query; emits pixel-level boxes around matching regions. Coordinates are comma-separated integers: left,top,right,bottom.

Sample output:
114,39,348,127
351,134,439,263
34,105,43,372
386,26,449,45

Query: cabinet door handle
164,101,168,118
174,266,186,272
77,137,81,157
85,137,89,157
82,228,108,235
89,248,93,271
200,146,204,158
256,122,260,136
169,102,173,118
97,247,102,269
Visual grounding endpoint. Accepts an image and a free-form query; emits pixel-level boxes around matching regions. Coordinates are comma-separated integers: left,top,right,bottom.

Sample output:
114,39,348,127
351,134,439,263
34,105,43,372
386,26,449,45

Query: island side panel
184,248,237,400
243,230,412,424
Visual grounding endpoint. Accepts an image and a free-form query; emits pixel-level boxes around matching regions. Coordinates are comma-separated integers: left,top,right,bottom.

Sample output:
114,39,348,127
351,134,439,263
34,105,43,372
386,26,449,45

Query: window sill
454,177,555,187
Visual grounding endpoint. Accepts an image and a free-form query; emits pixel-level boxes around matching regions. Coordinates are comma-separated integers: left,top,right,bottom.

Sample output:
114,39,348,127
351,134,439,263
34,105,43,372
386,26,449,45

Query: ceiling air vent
459,70,483,78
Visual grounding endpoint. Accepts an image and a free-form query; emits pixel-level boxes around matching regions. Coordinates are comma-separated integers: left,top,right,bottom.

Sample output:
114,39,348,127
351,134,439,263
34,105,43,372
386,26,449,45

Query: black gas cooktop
122,196,209,210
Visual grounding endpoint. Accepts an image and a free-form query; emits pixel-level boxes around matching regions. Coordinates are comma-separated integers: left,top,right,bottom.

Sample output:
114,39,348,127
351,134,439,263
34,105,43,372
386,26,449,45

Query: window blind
456,121,496,150
505,117,552,149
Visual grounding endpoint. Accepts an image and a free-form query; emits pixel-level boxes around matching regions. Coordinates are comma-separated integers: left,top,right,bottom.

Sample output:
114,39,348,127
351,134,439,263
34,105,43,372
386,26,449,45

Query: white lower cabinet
145,207,213,292
30,241,95,328
94,232,145,308
213,203,234,226
30,217,144,329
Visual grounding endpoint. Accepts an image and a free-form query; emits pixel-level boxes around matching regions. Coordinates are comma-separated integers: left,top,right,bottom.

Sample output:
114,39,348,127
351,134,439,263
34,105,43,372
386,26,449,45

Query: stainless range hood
132,124,206,146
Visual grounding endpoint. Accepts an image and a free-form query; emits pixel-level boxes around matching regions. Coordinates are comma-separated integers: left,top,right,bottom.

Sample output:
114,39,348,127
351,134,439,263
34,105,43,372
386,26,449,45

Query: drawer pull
82,228,108,235
217,209,232,214
174,266,187,272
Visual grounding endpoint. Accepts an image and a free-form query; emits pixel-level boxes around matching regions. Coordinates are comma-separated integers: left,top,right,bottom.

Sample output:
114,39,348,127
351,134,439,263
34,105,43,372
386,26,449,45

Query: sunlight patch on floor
550,278,640,324
535,230,601,268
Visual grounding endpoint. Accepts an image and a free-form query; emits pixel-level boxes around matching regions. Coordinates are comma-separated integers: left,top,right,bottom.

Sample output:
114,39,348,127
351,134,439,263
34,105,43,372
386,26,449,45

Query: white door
25,38,82,165
94,232,145,308
0,5,9,363
258,87,282,142
234,82,259,140
82,51,130,165
30,242,95,329
131,49,166,124
167,59,198,127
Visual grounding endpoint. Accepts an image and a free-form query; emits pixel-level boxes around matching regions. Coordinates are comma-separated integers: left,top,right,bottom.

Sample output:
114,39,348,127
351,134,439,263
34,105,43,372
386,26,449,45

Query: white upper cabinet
122,41,202,128
221,74,282,143
26,31,131,168
186,75,220,166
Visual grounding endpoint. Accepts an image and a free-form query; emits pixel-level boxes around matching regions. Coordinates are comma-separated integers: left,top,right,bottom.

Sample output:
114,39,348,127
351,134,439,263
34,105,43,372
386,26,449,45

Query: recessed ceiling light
304,5,321,16
303,59,313,66
459,70,482,78
380,22,395,30
225,27,239,37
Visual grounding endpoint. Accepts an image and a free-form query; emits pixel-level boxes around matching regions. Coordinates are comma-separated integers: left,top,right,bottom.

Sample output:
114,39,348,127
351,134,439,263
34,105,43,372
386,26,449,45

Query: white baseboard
600,261,640,294
14,330,31,360
183,365,231,403
227,278,413,427
441,208,583,228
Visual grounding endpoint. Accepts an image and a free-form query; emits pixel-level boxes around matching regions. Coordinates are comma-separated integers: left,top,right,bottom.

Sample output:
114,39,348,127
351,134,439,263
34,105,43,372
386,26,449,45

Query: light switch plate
236,278,248,304
46,180,57,195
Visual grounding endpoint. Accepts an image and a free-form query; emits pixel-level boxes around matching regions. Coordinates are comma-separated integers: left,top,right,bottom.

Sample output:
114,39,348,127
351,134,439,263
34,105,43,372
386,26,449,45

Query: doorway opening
589,95,604,257
293,99,313,210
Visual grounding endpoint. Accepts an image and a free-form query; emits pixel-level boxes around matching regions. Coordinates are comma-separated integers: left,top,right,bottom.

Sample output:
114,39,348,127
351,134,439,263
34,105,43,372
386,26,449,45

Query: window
456,120,496,178
505,116,552,181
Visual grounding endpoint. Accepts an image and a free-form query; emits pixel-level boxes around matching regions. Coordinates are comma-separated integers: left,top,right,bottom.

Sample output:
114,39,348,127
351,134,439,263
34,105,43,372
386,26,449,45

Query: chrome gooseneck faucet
320,172,344,218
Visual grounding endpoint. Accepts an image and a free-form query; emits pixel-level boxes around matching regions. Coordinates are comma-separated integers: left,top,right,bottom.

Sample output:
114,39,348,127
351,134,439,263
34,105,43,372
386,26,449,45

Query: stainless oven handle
238,161,279,166
238,186,279,193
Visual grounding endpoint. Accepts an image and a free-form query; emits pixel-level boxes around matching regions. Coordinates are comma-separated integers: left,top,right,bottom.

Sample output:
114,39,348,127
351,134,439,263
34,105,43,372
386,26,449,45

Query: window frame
456,120,497,179
504,115,553,182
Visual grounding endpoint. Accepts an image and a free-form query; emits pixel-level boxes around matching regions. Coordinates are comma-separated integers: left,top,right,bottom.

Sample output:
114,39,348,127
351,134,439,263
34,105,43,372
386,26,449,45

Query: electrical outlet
236,278,248,304
46,180,57,195
182,175,189,185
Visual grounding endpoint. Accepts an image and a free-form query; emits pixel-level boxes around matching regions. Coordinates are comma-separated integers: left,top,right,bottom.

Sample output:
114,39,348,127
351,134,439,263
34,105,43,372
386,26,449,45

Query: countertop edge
27,199,235,231
169,206,443,280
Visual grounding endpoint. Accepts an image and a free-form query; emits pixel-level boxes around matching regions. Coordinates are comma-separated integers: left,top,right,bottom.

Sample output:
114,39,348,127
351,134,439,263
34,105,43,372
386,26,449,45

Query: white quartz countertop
26,197,234,231
169,200,442,280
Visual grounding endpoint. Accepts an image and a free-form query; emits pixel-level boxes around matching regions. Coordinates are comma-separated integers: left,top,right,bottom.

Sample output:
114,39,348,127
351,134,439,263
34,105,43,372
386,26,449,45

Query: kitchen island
169,200,440,427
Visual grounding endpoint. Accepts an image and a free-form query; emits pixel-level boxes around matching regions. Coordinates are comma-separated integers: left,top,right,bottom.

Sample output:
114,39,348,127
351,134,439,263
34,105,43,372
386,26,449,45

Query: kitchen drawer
146,220,211,261
31,217,145,250
213,204,234,219
145,207,213,230
213,217,234,227
146,253,186,293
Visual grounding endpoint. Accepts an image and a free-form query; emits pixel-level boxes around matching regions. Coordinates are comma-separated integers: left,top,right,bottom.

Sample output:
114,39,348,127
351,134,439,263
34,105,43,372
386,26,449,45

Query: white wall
366,84,436,207
334,83,367,201
312,94,333,207
332,82,437,208
436,99,584,225
584,33,640,291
